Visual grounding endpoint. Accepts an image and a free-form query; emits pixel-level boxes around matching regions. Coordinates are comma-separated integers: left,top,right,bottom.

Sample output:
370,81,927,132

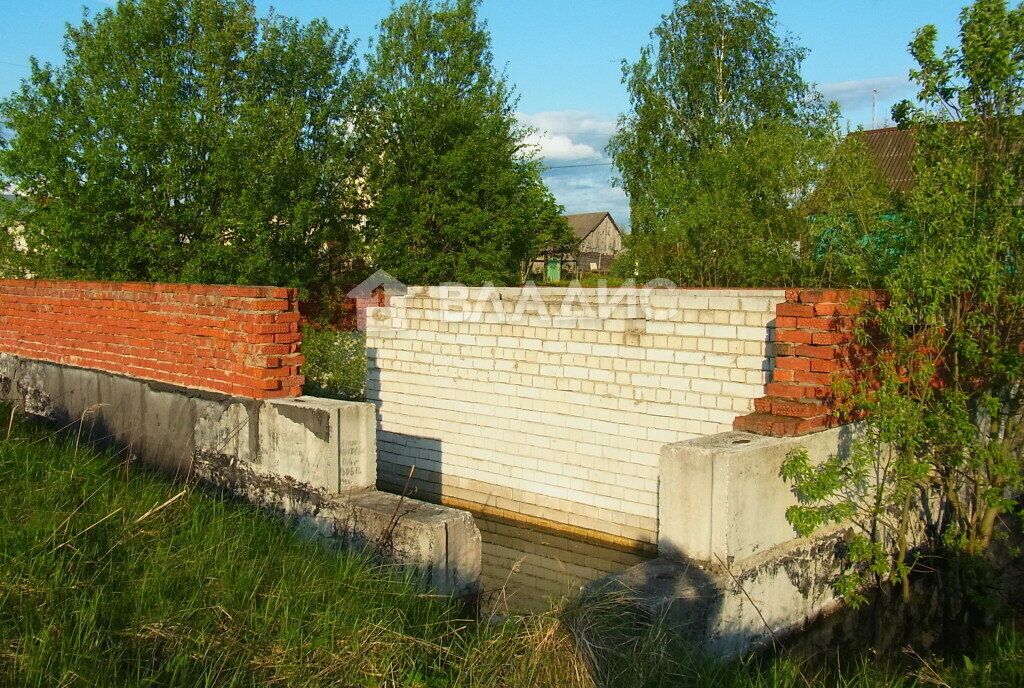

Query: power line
545,161,615,170
0,60,30,69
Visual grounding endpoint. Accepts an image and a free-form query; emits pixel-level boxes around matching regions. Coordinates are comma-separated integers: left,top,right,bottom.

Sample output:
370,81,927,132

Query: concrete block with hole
659,426,860,563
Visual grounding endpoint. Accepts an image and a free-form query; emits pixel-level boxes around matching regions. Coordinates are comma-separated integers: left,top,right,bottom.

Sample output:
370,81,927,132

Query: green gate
545,257,561,282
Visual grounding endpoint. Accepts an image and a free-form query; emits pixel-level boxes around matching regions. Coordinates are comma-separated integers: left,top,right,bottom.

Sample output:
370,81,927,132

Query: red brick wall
0,279,304,399
734,288,885,437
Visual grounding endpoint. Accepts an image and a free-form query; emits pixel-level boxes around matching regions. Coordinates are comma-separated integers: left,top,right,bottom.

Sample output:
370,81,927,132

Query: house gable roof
563,212,621,240
854,126,916,193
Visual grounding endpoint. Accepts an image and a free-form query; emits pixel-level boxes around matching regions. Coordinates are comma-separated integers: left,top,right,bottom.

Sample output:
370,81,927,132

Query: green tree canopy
804,131,907,287
357,0,571,286
0,0,361,288
609,0,837,287
785,0,1024,601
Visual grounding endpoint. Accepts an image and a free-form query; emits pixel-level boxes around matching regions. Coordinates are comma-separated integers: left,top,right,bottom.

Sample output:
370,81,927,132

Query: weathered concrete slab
14,357,60,418
659,426,862,562
346,490,480,596
2,355,480,597
193,453,480,596
193,394,260,465
50,364,101,428
259,396,376,492
598,528,847,658
615,426,873,658
92,369,145,450
0,353,15,398
137,383,197,476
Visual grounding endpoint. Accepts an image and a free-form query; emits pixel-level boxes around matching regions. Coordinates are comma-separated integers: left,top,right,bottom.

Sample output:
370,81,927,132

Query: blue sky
1,0,969,227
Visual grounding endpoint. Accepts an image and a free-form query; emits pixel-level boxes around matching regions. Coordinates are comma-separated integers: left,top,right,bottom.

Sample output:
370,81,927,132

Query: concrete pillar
659,426,857,563
259,396,376,492
345,490,481,597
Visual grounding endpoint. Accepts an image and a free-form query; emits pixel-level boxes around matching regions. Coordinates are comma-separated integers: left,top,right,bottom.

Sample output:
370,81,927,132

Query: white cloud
518,110,616,140
523,131,601,162
517,109,617,159
516,110,628,226
817,75,913,112
543,166,630,230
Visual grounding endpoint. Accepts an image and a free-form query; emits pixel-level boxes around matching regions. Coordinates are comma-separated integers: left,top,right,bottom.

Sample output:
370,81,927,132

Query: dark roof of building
854,126,916,193
564,212,620,240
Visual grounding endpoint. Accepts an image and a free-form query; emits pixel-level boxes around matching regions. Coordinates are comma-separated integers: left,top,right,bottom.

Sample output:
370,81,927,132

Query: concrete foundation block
52,365,102,429
0,354,15,400
601,529,846,659
346,490,481,597
92,372,145,451
135,383,197,476
643,425,868,657
14,358,60,418
337,401,377,488
192,453,480,597
193,395,260,465
4,355,479,598
659,426,861,563
259,396,376,492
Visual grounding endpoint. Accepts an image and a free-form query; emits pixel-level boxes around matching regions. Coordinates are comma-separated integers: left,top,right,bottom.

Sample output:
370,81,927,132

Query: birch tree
609,0,836,286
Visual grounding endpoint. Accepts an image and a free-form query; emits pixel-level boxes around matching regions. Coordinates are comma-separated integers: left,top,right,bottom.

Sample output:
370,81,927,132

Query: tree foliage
805,133,908,287
608,0,836,287
357,0,571,286
784,0,1024,600
0,0,362,288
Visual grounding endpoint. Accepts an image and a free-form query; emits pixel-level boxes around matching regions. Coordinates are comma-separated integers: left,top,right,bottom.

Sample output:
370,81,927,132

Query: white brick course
367,288,784,545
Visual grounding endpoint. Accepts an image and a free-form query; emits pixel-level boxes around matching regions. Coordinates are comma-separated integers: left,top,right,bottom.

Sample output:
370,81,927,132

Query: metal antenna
872,89,878,129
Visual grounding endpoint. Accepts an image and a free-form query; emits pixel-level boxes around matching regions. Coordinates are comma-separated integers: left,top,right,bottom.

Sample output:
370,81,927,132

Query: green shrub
300,326,367,400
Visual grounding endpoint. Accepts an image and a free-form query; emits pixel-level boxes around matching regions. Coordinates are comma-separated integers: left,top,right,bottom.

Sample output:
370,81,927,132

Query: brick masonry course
734,288,885,437
0,279,305,399
366,286,788,547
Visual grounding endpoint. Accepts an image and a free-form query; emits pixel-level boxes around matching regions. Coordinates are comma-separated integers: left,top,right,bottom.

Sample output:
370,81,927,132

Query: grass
0,405,1021,687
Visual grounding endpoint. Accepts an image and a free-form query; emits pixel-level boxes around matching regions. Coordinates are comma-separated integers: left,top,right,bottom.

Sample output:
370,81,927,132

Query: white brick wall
365,286,785,545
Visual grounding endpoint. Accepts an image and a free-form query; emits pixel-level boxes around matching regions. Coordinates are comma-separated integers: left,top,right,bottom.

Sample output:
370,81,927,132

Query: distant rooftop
853,126,915,193
563,212,620,240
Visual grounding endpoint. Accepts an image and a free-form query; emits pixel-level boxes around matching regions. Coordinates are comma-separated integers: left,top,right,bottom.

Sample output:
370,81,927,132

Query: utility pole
872,88,878,129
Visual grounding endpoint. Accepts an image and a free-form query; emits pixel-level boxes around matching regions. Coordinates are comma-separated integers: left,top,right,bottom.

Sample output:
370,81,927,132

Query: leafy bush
300,326,367,400
783,0,1024,601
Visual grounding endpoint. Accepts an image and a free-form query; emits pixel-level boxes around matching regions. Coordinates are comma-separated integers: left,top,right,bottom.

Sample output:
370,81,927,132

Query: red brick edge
0,279,304,399
733,289,886,437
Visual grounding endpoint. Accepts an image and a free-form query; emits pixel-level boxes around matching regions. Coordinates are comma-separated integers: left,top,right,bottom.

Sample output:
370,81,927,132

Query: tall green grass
0,408,460,686
0,407,678,687
0,405,1020,687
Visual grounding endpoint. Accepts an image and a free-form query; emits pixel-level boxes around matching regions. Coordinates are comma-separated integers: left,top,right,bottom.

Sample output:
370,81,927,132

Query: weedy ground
0,405,1020,687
